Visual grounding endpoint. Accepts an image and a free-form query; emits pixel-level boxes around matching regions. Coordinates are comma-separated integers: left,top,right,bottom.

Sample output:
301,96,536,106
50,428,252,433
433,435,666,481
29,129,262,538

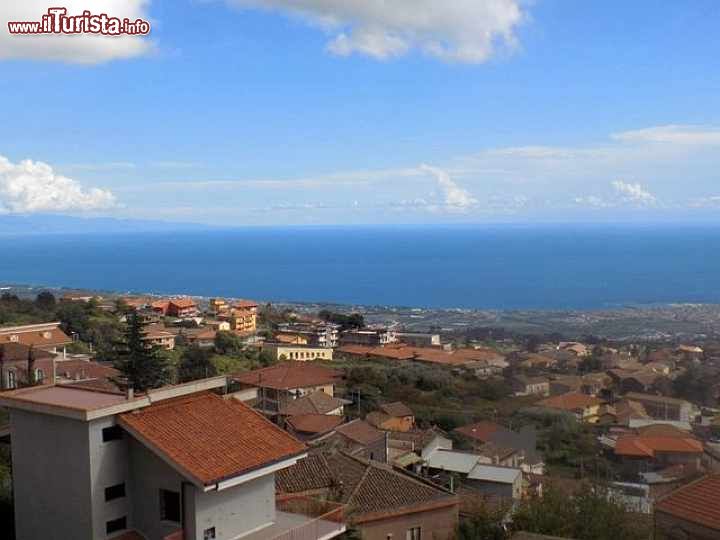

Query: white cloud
612,180,657,207
227,0,525,63
612,125,720,145
0,155,117,213
420,164,477,212
0,1,153,64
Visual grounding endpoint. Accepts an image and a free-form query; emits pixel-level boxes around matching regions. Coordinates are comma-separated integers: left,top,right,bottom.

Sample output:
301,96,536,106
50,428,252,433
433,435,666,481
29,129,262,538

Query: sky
1,0,720,226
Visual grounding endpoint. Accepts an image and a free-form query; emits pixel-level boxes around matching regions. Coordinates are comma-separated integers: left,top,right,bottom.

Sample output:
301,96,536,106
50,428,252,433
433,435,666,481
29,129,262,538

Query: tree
113,313,171,392
34,291,56,312
177,345,217,383
214,330,244,356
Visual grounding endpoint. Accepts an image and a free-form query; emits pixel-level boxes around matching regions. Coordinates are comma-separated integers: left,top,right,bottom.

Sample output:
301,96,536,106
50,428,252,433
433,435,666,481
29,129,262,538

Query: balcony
163,496,345,540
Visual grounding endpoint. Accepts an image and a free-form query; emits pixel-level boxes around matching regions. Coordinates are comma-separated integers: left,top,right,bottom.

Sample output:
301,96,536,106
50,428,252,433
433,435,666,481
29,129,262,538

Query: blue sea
2,224,720,310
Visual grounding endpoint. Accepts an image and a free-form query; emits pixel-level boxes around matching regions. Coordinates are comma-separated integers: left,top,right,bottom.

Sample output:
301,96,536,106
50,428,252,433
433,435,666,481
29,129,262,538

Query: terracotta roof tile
169,298,197,309
379,402,413,418
656,475,720,531
0,324,71,348
614,434,703,457
454,421,508,443
279,390,347,416
119,392,306,486
232,362,341,391
0,342,54,362
539,392,603,412
335,419,385,446
286,414,345,434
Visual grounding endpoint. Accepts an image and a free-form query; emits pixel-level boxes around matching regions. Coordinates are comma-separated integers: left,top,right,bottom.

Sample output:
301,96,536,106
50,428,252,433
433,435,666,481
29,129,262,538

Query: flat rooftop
0,377,228,421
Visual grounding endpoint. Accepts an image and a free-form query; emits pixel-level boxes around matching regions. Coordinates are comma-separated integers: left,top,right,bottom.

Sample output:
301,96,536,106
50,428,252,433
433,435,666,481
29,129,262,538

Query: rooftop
232,362,342,391
286,414,345,435
454,421,509,443
119,392,306,488
539,392,604,412
335,419,385,446
279,390,348,416
656,475,720,531
379,401,414,418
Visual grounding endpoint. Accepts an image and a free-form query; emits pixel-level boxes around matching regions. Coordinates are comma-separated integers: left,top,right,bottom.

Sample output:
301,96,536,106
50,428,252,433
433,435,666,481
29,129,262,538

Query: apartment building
263,342,333,362
0,377,346,540
277,323,340,348
340,329,397,347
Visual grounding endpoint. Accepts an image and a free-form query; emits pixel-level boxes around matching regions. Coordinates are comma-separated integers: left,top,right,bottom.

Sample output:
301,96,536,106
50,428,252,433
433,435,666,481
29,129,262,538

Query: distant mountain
0,214,217,235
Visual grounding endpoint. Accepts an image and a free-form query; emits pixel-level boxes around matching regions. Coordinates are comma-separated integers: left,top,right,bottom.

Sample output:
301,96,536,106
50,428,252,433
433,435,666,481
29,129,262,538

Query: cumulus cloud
0,155,117,213
612,180,657,207
227,0,526,63
420,164,477,212
612,125,720,145
0,1,153,64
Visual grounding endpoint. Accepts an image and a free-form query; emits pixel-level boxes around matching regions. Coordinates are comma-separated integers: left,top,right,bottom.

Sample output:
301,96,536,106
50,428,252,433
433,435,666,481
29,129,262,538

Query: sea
2,224,720,311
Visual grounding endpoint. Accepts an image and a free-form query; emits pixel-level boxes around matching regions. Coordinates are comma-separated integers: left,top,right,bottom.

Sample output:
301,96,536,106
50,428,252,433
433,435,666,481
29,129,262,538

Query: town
1,290,719,540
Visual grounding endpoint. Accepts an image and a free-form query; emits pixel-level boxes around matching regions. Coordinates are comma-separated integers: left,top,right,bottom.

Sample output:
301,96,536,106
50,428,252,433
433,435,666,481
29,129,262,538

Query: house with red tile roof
0,377,347,540
277,453,459,540
538,392,605,423
324,419,389,463
655,474,720,539
0,322,72,356
231,362,342,416
166,297,199,318
453,421,510,450
613,424,704,475
366,402,415,433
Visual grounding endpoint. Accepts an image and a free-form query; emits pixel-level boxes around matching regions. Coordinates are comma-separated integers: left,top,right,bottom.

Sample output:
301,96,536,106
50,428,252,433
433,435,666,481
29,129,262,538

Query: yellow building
263,342,333,362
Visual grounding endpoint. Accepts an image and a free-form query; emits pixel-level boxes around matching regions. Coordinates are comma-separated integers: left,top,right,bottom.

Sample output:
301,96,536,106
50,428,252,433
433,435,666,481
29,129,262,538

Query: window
159,489,181,522
406,527,421,540
204,527,216,540
102,425,124,442
105,483,126,502
35,368,44,383
106,516,127,535
6,370,17,390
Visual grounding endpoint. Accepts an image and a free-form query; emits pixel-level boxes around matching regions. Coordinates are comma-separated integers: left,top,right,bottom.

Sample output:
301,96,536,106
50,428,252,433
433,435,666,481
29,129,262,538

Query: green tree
214,330,244,355
34,291,56,312
113,313,171,392
178,345,217,383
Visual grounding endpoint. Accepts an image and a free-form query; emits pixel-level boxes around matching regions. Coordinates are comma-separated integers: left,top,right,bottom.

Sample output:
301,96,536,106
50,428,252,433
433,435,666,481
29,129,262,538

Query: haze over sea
2,224,719,311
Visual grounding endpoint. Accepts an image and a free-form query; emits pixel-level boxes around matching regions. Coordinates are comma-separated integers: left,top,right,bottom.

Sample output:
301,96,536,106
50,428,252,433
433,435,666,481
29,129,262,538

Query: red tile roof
119,392,306,486
232,362,342,390
286,414,345,434
335,419,385,446
614,435,703,458
539,392,603,412
169,298,197,309
656,475,720,531
379,402,413,418
454,421,508,443
0,342,54,362
234,300,259,309
279,390,347,416
55,359,119,381
0,323,71,348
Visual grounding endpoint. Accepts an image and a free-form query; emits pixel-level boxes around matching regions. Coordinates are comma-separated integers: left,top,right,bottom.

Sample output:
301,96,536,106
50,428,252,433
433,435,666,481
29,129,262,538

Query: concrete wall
127,437,186,540
358,504,458,540
11,409,93,540
190,474,276,540
89,417,132,539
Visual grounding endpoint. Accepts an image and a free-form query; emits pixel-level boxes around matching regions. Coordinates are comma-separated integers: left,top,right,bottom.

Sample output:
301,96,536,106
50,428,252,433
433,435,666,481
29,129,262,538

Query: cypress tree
113,312,171,392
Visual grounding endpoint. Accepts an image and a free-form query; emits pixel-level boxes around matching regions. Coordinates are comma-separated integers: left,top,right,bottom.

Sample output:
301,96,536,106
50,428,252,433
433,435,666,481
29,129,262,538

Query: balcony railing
163,496,346,540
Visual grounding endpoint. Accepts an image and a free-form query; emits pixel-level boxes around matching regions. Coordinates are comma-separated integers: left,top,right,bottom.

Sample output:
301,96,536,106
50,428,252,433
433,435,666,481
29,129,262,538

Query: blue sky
2,0,720,225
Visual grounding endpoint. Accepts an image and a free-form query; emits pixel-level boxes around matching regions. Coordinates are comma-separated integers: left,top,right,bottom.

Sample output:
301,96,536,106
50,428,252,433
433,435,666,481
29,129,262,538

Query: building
424,449,523,499
0,378,347,540
655,474,720,539
454,421,511,451
511,375,550,397
208,298,230,315
613,424,704,474
54,358,120,389
0,343,55,390
538,392,604,423
285,414,346,442
278,390,349,417
223,300,258,333
0,322,72,356
366,402,415,433
624,393,694,423
328,419,389,463
263,342,333,362
395,332,441,347
277,453,459,540
168,298,199,318
143,325,176,350
231,362,342,415
340,329,397,347
387,428,453,468
277,323,340,349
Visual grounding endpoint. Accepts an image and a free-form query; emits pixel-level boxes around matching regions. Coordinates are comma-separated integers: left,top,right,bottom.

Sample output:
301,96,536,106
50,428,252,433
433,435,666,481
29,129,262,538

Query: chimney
126,383,134,401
